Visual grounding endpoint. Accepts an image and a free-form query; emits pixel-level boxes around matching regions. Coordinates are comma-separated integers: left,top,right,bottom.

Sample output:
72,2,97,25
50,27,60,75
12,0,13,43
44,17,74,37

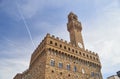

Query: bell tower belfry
67,12,85,49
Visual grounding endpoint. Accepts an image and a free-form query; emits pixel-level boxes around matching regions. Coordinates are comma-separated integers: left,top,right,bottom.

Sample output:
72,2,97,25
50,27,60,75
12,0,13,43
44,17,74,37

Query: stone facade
14,12,103,79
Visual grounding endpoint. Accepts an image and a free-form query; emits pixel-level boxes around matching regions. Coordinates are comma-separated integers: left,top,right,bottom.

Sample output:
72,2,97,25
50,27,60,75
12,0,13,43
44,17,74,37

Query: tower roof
68,12,78,22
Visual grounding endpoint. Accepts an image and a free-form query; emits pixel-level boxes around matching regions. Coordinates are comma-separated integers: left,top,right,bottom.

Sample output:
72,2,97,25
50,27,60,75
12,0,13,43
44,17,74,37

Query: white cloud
18,0,44,18
0,58,28,79
83,1,120,78
0,38,36,79
33,20,69,41
17,0,71,18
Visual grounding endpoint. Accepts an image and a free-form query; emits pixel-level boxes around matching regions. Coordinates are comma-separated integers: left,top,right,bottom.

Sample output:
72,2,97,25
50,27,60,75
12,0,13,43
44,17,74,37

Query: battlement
45,33,98,56
30,33,100,67
85,49,98,56
46,33,77,47
44,33,101,65
46,33,68,44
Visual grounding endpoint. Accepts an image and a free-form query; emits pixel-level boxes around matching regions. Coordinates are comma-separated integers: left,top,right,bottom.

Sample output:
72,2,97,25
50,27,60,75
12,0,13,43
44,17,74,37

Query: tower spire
67,12,84,49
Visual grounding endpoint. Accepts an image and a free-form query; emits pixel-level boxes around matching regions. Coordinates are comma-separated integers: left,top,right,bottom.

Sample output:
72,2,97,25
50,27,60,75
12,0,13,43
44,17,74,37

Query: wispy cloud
0,58,29,79
0,37,38,79
83,1,120,78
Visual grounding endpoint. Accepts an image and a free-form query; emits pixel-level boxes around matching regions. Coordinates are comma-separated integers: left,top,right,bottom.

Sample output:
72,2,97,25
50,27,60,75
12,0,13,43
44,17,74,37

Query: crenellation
46,33,50,37
93,52,95,54
48,34,70,46
95,52,98,56
65,40,67,43
85,49,98,56
52,35,55,38
22,69,29,74
60,38,63,42
47,35,100,63
85,49,88,51
56,37,59,40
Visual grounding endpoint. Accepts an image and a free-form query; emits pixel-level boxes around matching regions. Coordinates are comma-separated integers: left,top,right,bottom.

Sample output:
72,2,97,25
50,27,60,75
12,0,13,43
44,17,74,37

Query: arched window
83,53,85,56
50,41,53,44
55,42,57,46
58,62,63,68
79,52,82,55
76,50,78,53
50,59,55,66
91,72,94,77
60,44,62,48
67,64,70,70
68,47,70,51
72,49,74,52
64,46,66,49
74,66,77,72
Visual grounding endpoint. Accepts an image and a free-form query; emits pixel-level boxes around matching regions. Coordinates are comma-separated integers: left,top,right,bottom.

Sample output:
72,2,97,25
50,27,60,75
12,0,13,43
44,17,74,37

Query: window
55,43,57,46
90,56,92,59
51,70,54,73
76,51,78,53
60,44,62,48
97,73,100,78
96,58,98,61
91,72,94,77
61,54,64,59
60,72,62,75
72,49,74,52
68,74,70,77
79,52,81,55
54,51,57,55
74,66,77,72
68,47,70,51
87,55,89,57
50,59,55,66
83,53,85,56
67,64,70,70
64,46,66,49
59,62,63,68
50,41,53,44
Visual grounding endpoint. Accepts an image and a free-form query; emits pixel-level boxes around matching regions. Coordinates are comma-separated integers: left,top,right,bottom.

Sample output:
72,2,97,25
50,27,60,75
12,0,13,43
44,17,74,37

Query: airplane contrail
16,2,35,49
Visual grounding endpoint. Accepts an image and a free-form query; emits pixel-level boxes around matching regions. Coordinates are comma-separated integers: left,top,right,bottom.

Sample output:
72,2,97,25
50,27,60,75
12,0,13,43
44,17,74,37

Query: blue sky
0,0,120,79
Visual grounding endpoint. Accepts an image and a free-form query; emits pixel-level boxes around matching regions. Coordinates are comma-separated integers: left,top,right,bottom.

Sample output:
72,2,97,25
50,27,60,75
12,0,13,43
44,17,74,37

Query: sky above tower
0,0,120,79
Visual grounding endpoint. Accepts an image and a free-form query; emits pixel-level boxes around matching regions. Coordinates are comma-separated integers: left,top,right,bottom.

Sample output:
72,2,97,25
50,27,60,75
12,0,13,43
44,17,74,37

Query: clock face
78,42,83,48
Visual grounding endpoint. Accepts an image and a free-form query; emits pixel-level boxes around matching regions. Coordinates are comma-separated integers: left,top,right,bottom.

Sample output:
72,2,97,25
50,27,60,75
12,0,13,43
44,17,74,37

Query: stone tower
14,12,103,79
67,12,84,49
